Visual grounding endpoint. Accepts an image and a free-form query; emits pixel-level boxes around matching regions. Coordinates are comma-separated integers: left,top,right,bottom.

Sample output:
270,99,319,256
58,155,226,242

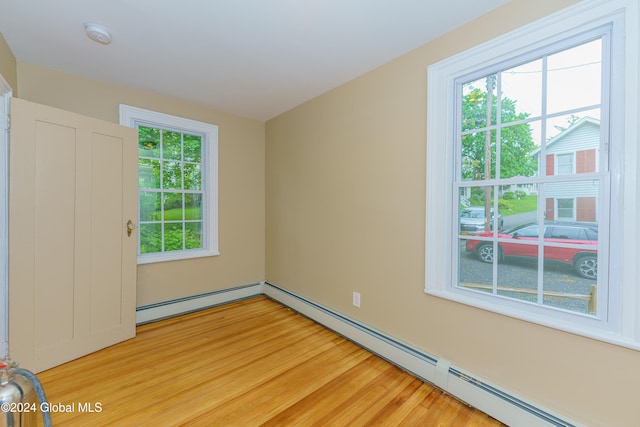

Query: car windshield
460,209,485,219
502,222,599,239
460,207,493,218
502,223,537,235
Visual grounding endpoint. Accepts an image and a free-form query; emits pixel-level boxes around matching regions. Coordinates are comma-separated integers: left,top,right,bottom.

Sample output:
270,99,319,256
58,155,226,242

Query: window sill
137,249,220,265
424,287,640,351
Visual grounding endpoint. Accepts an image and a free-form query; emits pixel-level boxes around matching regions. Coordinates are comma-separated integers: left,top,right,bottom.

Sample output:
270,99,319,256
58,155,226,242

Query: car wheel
476,243,495,263
574,254,597,279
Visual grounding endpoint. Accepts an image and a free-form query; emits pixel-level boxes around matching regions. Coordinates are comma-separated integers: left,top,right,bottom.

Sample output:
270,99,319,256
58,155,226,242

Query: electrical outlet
353,291,361,308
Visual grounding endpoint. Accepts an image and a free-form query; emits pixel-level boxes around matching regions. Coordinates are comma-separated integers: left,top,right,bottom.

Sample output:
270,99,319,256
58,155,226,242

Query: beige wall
0,33,17,93
265,0,640,426
17,62,265,306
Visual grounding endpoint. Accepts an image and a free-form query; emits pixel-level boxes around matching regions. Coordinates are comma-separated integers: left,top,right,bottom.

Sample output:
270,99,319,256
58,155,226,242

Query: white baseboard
137,281,579,426
263,282,580,427
135,283,262,324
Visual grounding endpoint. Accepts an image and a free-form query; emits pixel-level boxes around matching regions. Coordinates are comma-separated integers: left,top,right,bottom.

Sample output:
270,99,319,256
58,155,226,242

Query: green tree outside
137,125,204,254
461,86,538,180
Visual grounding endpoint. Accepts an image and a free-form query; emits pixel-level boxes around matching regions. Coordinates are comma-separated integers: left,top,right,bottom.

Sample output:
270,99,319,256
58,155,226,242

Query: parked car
465,221,598,279
460,206,503,233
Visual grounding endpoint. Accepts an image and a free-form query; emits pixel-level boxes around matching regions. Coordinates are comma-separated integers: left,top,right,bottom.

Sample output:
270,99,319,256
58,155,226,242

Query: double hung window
456,30,608,315
425,0,639,347
120,105,219,264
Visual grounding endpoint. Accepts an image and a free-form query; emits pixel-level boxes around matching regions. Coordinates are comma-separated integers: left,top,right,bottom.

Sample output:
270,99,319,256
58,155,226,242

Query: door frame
0,75,12,359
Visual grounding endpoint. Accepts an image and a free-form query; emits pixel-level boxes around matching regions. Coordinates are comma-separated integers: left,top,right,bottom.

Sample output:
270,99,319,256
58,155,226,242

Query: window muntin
455,32,608,317
119,105,219,264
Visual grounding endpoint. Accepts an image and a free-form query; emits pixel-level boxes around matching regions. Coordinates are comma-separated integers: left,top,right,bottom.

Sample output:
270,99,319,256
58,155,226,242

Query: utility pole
484,75,495,231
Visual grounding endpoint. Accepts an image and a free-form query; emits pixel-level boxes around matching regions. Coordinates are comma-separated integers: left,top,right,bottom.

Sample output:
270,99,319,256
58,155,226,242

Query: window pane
164,223,184,252
162,130,182,160
542,228,598,314
545,109,600,142
459,186,499,234
459,239,494,294
461,75,498,131
547,39,602,115
544,181,598,222
164,192,183,220
184,163,202,190
499,122,538,179
501,59,542,121
528,119,543,148
162,161,183,189
460,130,496,180
140,223,162,254
138,126,160,158
139,159,160,189
497,249,539,304
185,222,203,250
184,134,202,162
140,192,161,221
185,194,202,220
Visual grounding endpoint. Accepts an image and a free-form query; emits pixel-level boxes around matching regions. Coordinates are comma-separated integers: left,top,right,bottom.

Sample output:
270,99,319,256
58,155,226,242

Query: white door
8,98,138,372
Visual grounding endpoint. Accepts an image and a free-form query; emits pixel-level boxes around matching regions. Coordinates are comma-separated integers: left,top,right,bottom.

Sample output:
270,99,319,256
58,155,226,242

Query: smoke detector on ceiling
84,23,112,45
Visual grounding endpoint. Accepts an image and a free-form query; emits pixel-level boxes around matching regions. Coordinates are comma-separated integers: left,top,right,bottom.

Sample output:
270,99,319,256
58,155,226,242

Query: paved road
460,210,597,314
458,241,596,314
502,210,537,230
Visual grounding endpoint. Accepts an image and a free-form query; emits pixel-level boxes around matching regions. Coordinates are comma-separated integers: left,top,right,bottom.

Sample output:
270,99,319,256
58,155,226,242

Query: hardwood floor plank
364,377,431,425
35,296,505,426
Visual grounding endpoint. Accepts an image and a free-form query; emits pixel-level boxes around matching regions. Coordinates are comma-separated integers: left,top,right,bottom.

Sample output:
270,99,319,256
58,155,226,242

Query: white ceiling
0,0,511,121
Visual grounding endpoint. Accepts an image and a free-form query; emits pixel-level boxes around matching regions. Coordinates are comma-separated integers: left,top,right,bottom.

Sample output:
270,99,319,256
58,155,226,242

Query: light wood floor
37,296,505,426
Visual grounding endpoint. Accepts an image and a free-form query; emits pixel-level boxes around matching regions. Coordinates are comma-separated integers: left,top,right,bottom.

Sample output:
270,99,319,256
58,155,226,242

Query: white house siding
545,120,600,159
538,119,601,221
544,180,599,198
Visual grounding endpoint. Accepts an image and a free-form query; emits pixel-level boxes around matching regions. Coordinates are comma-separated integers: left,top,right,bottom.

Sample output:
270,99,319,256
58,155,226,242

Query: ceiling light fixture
84,23,112,45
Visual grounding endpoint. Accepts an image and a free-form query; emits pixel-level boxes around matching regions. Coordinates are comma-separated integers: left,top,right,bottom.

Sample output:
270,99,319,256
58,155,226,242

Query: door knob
127,220,137,237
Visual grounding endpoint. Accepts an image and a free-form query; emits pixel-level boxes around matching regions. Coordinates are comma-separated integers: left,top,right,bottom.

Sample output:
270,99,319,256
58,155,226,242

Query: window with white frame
425,0,639,347
556,153,574,175
119,105,219,264
556,198,575,220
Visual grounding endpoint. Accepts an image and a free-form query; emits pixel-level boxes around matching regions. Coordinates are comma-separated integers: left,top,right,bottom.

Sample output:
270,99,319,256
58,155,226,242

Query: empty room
0,0,639,426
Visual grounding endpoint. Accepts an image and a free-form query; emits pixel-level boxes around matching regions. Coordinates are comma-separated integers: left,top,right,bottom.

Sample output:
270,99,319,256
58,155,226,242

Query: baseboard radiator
135,283,263,324
136,281,579,427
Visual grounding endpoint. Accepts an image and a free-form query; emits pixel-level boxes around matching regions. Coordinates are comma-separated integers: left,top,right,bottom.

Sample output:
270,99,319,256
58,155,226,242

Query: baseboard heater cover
262,282,579,427
135,283,262,324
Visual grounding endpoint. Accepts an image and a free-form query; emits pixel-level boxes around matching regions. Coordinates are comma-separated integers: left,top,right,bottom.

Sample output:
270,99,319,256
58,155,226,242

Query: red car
465,221,598,279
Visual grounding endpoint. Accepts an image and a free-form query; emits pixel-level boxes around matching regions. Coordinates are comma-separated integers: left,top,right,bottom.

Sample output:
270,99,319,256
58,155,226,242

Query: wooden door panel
33,121,76,355
9,98,137,372
90,132,126,332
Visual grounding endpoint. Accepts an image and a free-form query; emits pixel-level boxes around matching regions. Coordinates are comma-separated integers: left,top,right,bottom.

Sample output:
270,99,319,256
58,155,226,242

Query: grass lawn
163,207,201,220
469,195,538,216
500,195,538,216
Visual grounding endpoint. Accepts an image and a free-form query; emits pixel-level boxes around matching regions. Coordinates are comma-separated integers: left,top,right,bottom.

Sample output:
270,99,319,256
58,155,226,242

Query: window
455,29,608,314
426,0,640,348
119,105,218,264
556,198,575,220
556,153,574,175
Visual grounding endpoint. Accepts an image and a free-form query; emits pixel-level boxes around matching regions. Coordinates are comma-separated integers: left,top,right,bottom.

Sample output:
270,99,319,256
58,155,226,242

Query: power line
504,61,601,75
